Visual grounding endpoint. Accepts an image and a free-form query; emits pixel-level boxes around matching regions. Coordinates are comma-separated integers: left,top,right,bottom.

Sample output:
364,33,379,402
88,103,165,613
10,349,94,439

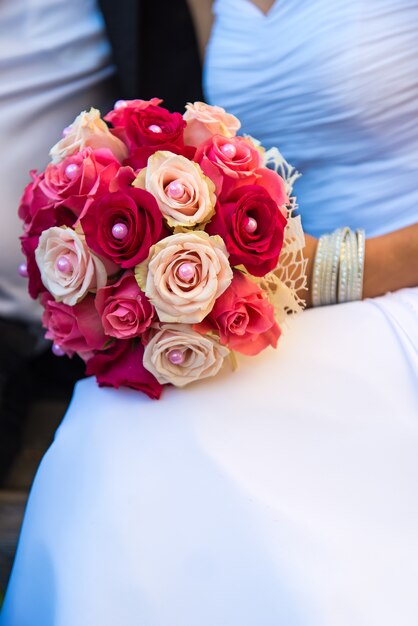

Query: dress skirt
1,287,418,626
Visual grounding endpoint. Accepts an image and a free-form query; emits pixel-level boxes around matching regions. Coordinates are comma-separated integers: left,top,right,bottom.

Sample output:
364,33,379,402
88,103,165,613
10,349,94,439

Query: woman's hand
302,223,418,307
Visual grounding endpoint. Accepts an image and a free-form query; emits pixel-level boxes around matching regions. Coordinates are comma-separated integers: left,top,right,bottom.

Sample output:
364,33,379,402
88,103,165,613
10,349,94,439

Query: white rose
35,226,108,305
133,151,216,229
49,108,128,164
143,323,229,387
136,231,233,324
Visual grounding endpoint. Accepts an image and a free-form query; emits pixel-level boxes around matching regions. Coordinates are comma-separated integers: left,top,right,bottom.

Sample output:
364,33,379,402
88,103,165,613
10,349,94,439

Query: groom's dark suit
98,0,203,110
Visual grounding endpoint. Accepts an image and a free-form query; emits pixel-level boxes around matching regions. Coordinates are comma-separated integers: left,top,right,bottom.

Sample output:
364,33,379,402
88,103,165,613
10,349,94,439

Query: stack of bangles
312,227,366,306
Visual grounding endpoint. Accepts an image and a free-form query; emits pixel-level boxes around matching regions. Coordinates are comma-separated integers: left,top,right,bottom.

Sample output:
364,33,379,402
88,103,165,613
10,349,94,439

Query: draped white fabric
0,0,114,322
2,1,418,624
205,0,418,238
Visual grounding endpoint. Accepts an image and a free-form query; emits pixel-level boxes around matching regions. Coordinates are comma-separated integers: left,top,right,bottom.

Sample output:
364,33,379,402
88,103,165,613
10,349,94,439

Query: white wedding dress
2,1,418,625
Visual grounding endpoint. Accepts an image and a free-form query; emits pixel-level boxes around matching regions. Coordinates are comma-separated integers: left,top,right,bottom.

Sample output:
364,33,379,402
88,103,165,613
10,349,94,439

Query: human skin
186,0,418,307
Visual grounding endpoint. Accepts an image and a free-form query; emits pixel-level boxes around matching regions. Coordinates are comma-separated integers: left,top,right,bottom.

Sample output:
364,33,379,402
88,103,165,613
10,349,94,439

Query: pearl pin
178,262,195,282
220,142,237,159
56,256,72,274
112,223,128,240
167,181,185,199
18,263,28,278
65,163,79,179
52,343,66,357
168,349,185,365
148,124,162,134
244,216,258,234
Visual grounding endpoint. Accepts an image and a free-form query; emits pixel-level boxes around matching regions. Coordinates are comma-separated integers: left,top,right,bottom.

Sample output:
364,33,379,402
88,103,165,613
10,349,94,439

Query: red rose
21,234,46,299
42,294,107,360
105,98,163,128
40,147,120,217
194,135,262,198
20,197,75,300
206,184,287,277
105,100,186,151
125,143,196,171
86,339,163,399
80,183,165,268
95,271,154,339
195,271,281,356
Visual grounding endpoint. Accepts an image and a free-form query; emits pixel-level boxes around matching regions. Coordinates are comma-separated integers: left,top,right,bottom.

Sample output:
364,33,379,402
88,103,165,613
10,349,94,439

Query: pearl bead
56,256,72,274
114,99,127,110
62,125,72,137
112,223,128,240
148,124,162,133
168,349,185,365
52,343,66,357
220,142,237,159
65,163,79,180
178,262,195,282
18,263,28,278
167,180,185,199
244,216,258,234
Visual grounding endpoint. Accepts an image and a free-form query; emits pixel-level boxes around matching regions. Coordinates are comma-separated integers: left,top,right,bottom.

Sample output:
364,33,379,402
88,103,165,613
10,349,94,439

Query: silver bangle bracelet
312,227,365,307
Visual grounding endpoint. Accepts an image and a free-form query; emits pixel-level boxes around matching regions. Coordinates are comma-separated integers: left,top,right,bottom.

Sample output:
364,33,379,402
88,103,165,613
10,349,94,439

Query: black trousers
0,318,84,484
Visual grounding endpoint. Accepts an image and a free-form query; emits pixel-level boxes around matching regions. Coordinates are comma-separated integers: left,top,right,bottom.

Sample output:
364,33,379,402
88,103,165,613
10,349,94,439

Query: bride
2,1,418,625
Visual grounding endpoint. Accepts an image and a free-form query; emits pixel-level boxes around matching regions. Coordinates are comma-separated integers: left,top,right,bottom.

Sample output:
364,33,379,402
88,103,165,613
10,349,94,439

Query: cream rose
136,231,233,324
133,151,216,228
183,102,241,147
35,227,108,305
143,323,229,387
49,108,128,164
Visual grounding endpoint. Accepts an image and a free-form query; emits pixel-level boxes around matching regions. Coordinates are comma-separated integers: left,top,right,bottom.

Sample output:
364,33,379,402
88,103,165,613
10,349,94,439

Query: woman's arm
185,0,214,60
303,224,418,307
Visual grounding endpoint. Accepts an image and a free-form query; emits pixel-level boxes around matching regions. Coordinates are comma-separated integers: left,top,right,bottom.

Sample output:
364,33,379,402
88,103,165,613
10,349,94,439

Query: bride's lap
30,285,418,523
2,288,418,626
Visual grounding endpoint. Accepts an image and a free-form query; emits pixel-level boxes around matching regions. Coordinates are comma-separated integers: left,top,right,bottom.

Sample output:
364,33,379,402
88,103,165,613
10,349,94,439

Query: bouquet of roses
18,99,306,399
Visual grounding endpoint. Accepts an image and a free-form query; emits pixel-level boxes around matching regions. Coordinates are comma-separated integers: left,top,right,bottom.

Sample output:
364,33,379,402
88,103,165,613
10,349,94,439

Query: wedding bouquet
18,99,306,399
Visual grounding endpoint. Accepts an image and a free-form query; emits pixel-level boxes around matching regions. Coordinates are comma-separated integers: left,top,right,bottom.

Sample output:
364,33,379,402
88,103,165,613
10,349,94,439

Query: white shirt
0,0,115,322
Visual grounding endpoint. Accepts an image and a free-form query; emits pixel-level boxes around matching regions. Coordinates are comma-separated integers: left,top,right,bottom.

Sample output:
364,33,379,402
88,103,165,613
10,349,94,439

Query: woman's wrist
363,224,418,298
301,234,318,308
303,223,418,307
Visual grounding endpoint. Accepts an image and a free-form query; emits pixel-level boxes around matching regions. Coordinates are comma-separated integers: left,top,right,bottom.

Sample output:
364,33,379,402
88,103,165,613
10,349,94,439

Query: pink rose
42,294,106,360
105,99,186,151
18,171,52,230
194,135,263,198
183,102,240,147
50,108,128,164
86,339,163,399
95,272,154,339
206,184,287,277
195,271,281,356
40,148,120,216
18,171,76,236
